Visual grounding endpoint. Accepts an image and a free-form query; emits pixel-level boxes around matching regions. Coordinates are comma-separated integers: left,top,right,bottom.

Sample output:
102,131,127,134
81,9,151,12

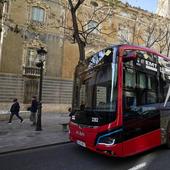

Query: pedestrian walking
8,98,23,124
29,96,38,126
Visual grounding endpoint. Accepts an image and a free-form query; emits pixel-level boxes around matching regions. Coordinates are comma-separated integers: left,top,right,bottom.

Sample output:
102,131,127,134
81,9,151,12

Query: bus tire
166,123,170,149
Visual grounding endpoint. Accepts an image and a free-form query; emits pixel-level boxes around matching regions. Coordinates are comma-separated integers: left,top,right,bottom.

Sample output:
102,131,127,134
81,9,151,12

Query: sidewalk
0,112,70,154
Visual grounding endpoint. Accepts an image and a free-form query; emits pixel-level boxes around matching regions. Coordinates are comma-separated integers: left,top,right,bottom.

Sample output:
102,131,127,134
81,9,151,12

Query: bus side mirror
123,51,137,62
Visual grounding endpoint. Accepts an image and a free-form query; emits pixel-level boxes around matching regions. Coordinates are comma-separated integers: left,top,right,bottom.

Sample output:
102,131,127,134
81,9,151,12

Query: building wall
0,0,73,112
0,0,66,74
45,34,64,77
0,73,73,103
1,32,23,74
62,40,79,79
0,73,24,102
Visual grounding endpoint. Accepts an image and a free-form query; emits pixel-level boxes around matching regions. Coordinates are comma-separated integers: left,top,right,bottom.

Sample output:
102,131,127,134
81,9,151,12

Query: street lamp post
35,47,47,131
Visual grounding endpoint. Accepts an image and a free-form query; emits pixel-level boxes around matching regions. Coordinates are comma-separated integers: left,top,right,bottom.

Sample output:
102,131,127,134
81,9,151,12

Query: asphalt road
0,143,170,170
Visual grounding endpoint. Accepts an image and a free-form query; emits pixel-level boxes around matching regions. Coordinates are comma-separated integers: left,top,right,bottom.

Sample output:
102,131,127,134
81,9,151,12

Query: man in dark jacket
8,98,23,123
29,96,38,126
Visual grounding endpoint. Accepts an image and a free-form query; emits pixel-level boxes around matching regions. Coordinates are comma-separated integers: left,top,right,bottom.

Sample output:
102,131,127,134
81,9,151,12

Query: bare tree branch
74,0,85,11
66,0,120,61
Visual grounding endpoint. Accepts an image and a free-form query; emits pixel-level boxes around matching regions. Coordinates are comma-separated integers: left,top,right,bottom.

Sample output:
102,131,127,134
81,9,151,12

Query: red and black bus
69,44,170,157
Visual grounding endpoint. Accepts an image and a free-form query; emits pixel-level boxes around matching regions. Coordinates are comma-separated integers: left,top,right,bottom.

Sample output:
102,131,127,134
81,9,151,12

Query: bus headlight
96,128,123,146
97,136,115,146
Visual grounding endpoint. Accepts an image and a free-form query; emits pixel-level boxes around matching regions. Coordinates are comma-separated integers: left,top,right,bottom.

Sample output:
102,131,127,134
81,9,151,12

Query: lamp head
37,47,47,62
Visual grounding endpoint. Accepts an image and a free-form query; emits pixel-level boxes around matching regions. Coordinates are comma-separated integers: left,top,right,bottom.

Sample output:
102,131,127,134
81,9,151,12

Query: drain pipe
0,1,7,68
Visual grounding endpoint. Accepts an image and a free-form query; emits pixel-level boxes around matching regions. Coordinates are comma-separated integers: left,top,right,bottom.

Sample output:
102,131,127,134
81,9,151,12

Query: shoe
8,122,12,124
20,119,24,123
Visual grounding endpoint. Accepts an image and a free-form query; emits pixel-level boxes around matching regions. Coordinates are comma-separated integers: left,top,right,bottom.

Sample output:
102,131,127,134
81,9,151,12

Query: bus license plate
76,140,86,147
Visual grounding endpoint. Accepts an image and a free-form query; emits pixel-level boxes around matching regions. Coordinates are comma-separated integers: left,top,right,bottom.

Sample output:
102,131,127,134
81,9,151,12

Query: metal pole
36,61,43,131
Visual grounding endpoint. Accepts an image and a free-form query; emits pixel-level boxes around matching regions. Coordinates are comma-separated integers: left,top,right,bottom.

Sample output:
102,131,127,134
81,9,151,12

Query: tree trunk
68,0,86,62
78,42,85,62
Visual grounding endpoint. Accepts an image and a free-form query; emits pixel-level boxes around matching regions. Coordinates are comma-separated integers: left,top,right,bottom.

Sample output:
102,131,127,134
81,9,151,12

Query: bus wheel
166,123,170,149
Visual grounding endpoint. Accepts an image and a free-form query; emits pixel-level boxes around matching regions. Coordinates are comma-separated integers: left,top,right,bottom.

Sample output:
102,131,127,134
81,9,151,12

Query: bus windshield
72,47,118,126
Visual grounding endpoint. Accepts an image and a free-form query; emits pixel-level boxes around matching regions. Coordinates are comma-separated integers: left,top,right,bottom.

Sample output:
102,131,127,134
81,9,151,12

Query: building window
26,48,37,67
31,6,45,22
87,20,98,34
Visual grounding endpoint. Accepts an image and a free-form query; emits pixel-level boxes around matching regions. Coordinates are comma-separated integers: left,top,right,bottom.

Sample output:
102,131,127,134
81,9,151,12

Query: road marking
128,162,146,170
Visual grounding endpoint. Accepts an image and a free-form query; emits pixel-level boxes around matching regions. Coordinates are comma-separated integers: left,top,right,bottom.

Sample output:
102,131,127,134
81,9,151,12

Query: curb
0,141,72,155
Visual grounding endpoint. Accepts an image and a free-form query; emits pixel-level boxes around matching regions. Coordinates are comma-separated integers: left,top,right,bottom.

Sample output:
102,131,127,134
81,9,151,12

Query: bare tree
117,12,167,50
165,31,170,57
67,0,120,62
116,11,144,45
156,23,169,55
140,20,166,48
117,21,137,45
158,22,170,57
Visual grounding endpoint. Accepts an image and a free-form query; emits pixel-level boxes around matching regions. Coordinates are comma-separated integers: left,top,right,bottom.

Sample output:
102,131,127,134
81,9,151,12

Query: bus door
122,49,160,155
123,91,144,140
122,51,144,139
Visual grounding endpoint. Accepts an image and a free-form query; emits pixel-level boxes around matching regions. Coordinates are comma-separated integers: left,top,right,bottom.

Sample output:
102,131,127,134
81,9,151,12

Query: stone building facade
0,0,75,112
0,0,168,112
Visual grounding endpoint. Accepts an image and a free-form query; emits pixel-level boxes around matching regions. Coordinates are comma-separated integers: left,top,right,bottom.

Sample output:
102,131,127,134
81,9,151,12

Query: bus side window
136,89,146,106
136,72,146,105
123,92,136,112
124,68,136,88
160,75,169,102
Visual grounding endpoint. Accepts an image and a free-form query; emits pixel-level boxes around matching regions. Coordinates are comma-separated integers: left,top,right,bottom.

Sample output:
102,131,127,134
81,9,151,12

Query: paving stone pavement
0,112,70,154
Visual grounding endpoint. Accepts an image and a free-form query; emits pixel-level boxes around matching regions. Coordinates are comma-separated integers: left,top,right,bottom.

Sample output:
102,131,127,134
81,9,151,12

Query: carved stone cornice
24,37,47,49
26,21,47,32
26,0,50,9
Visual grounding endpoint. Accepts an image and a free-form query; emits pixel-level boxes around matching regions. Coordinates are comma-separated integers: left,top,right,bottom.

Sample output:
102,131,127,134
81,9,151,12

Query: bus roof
115,44,170,61
84,44,170,69
86,44,170,61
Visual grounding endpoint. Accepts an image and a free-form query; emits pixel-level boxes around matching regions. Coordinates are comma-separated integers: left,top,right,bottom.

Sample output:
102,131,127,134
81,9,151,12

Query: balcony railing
22,66,40,77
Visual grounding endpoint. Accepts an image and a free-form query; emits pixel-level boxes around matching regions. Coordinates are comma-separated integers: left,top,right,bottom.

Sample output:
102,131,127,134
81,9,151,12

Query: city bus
69,44,170,157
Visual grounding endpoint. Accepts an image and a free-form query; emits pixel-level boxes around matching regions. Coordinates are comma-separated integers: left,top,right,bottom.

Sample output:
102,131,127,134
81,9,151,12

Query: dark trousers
30,112,36,125
8,112,23,123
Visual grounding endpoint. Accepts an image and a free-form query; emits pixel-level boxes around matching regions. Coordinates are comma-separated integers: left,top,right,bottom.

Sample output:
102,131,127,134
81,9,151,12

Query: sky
122,0,158,13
